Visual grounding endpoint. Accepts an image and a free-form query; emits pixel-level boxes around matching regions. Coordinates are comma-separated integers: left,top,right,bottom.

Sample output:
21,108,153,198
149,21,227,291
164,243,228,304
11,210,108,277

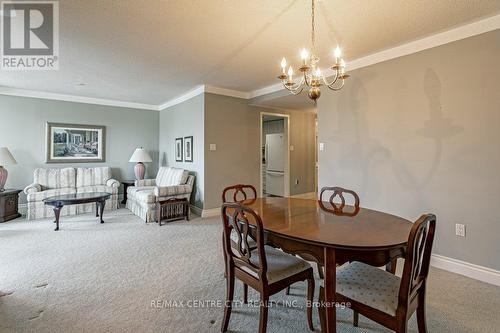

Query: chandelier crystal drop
277,0,349,104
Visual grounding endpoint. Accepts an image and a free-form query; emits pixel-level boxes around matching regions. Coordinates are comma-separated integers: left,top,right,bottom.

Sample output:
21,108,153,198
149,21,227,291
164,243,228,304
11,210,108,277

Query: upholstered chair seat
322,261,401,315
243,245,312,284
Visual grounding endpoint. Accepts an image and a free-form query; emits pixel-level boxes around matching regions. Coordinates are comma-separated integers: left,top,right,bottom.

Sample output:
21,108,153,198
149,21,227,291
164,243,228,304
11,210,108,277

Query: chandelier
277,0,349,104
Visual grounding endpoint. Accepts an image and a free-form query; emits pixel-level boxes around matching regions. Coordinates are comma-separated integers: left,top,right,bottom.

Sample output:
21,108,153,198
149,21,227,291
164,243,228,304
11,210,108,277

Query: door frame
259,112,290,197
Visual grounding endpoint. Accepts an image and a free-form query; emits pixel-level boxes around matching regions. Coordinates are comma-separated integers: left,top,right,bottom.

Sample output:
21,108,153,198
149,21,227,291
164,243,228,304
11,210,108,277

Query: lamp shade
129,148,152,163
0,147,17,166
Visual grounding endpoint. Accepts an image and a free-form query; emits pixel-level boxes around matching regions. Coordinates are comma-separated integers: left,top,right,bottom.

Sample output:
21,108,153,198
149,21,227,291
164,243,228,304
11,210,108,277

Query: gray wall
317,30,500,270
0,95,159,203
204,93,316,209
159,94,205,209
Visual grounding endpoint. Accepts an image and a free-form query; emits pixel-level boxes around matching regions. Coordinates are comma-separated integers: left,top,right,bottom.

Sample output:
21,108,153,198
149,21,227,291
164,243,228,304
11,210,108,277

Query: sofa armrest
135,179,156,187
106,179,120,188
154,184,192,197
24,183,42,195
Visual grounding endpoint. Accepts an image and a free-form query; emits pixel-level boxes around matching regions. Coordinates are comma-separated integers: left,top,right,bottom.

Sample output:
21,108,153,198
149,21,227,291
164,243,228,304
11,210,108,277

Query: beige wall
317,30,500,270
204,93,316,209
159,94,205,209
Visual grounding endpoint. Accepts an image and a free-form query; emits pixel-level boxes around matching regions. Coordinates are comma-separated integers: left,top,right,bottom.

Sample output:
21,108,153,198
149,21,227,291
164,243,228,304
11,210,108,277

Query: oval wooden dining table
243,197,413,333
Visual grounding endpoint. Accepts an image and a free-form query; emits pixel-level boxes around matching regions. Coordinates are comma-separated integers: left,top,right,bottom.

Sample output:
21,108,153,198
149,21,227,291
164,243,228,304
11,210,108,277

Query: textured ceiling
1,0,499,105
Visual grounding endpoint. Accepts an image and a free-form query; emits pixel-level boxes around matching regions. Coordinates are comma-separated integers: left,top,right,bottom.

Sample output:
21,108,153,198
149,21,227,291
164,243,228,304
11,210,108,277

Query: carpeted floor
0,209,498,333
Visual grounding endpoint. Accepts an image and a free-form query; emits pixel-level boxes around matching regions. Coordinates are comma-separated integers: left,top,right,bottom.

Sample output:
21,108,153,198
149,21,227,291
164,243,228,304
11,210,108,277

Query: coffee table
43,192,111,231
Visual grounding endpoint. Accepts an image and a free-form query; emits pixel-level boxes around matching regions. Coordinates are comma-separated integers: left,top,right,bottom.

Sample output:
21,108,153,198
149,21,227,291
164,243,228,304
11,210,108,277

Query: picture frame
175,137,183,162
184,136,193,162
46,122,106,163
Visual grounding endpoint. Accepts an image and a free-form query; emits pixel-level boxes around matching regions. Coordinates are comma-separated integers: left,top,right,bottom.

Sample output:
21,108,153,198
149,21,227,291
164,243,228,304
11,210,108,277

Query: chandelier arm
323,71,340,87
327,79,346,91
282,77,305,93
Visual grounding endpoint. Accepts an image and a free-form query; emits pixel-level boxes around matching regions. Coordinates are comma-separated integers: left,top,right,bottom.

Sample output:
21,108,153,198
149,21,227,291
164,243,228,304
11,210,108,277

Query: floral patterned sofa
126,167,194,222
23,167,119,220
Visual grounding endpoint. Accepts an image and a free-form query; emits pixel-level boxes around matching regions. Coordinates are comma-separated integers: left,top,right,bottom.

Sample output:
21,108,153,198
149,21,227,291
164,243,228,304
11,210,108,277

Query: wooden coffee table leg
95,202,99,217
99,200,106,223
53,205,62,231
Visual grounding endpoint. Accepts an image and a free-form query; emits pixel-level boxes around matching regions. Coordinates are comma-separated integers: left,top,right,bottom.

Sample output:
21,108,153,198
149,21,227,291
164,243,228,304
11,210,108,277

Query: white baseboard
431,254,500,287
201,207,221,218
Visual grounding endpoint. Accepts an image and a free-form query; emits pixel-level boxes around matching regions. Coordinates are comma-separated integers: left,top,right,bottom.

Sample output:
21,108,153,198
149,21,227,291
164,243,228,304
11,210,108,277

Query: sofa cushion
34,168,76,190
127,186,155,196
76,167,111,187
155,167,188,187
133,189,156,204
77,185,118,195
27,188,77,202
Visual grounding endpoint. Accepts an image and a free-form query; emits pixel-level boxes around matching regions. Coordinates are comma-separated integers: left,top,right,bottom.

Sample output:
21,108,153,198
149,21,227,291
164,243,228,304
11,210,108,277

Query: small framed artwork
184,136,193,162
175,137,183,162
46,122,106,163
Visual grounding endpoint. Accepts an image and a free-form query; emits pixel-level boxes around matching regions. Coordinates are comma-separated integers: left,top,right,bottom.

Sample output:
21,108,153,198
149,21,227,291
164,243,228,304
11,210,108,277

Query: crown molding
158,85,205,110
248,14,500,99
0,87,159,111
205,85,250,99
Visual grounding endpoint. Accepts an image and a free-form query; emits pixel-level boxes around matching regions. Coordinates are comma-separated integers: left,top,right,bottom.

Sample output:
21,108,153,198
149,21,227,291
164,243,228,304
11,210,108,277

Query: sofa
24,167,119,220
126,167,194,222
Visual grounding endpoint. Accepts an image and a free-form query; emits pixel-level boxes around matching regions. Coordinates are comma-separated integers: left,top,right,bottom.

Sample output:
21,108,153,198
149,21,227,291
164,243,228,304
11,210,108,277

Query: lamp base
134,162,145,180
0,166,7,192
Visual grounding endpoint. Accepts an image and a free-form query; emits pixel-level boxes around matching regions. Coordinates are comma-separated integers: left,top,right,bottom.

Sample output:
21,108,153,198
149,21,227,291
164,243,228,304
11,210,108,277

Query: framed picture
184,136,193,162
46,122,106,163
175,137,183,162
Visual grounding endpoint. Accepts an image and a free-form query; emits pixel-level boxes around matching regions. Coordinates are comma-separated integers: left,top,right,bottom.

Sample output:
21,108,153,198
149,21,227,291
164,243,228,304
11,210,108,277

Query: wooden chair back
398,214,436,309
221,203,268,283
222,184,257,203
319,186,360,216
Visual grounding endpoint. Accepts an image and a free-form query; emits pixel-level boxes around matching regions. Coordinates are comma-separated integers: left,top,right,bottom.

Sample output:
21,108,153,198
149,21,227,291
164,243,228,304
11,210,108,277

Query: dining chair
222,184,258,302
222,184,257,203
221,202,315,333
319,186,360,213
318,214,436,333
316,186,361,279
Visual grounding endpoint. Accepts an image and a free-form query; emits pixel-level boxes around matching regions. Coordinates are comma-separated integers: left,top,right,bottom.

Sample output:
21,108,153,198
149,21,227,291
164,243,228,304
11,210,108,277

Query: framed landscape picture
46,122,106,163
184,136,193,162
175,137,183,162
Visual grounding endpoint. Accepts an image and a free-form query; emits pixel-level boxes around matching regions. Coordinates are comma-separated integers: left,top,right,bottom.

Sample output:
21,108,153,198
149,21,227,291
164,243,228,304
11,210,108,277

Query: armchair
126,167,194,222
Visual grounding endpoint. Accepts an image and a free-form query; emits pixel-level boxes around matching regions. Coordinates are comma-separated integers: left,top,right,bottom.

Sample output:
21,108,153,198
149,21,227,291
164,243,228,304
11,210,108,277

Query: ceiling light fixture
277,0,349,104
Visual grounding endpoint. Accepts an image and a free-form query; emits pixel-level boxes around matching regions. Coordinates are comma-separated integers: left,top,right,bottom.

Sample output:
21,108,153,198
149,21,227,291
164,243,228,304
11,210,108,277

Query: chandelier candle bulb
287,66,293,82
281,57,287,73
334,46,341,64
301,49,308,64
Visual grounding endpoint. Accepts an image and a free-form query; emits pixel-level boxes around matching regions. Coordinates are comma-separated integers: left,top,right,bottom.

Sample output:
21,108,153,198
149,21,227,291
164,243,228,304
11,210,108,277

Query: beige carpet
0,209,498,333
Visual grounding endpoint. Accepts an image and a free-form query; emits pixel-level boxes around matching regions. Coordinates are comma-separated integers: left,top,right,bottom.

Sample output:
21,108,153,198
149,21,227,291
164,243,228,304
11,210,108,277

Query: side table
156,198,189,226
121,180,135,205
0,189,22,222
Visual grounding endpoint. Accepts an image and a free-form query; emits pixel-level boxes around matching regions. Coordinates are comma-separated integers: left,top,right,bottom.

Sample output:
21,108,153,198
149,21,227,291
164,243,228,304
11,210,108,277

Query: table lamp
0,147,17,192
129,147,152,180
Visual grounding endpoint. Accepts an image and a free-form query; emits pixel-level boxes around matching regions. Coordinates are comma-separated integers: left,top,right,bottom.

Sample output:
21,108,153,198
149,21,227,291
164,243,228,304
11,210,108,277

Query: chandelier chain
311,0,316,55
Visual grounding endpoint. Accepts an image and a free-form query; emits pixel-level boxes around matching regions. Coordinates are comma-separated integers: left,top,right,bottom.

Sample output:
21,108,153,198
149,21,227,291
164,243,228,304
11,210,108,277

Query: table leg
53,205,62,231
95,202,99,217
99,200,106,223
324,247,336,333
386,258,397,274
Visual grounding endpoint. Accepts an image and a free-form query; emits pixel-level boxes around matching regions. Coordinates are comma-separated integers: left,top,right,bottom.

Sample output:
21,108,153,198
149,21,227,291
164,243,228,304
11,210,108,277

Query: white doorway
260,113,290,197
